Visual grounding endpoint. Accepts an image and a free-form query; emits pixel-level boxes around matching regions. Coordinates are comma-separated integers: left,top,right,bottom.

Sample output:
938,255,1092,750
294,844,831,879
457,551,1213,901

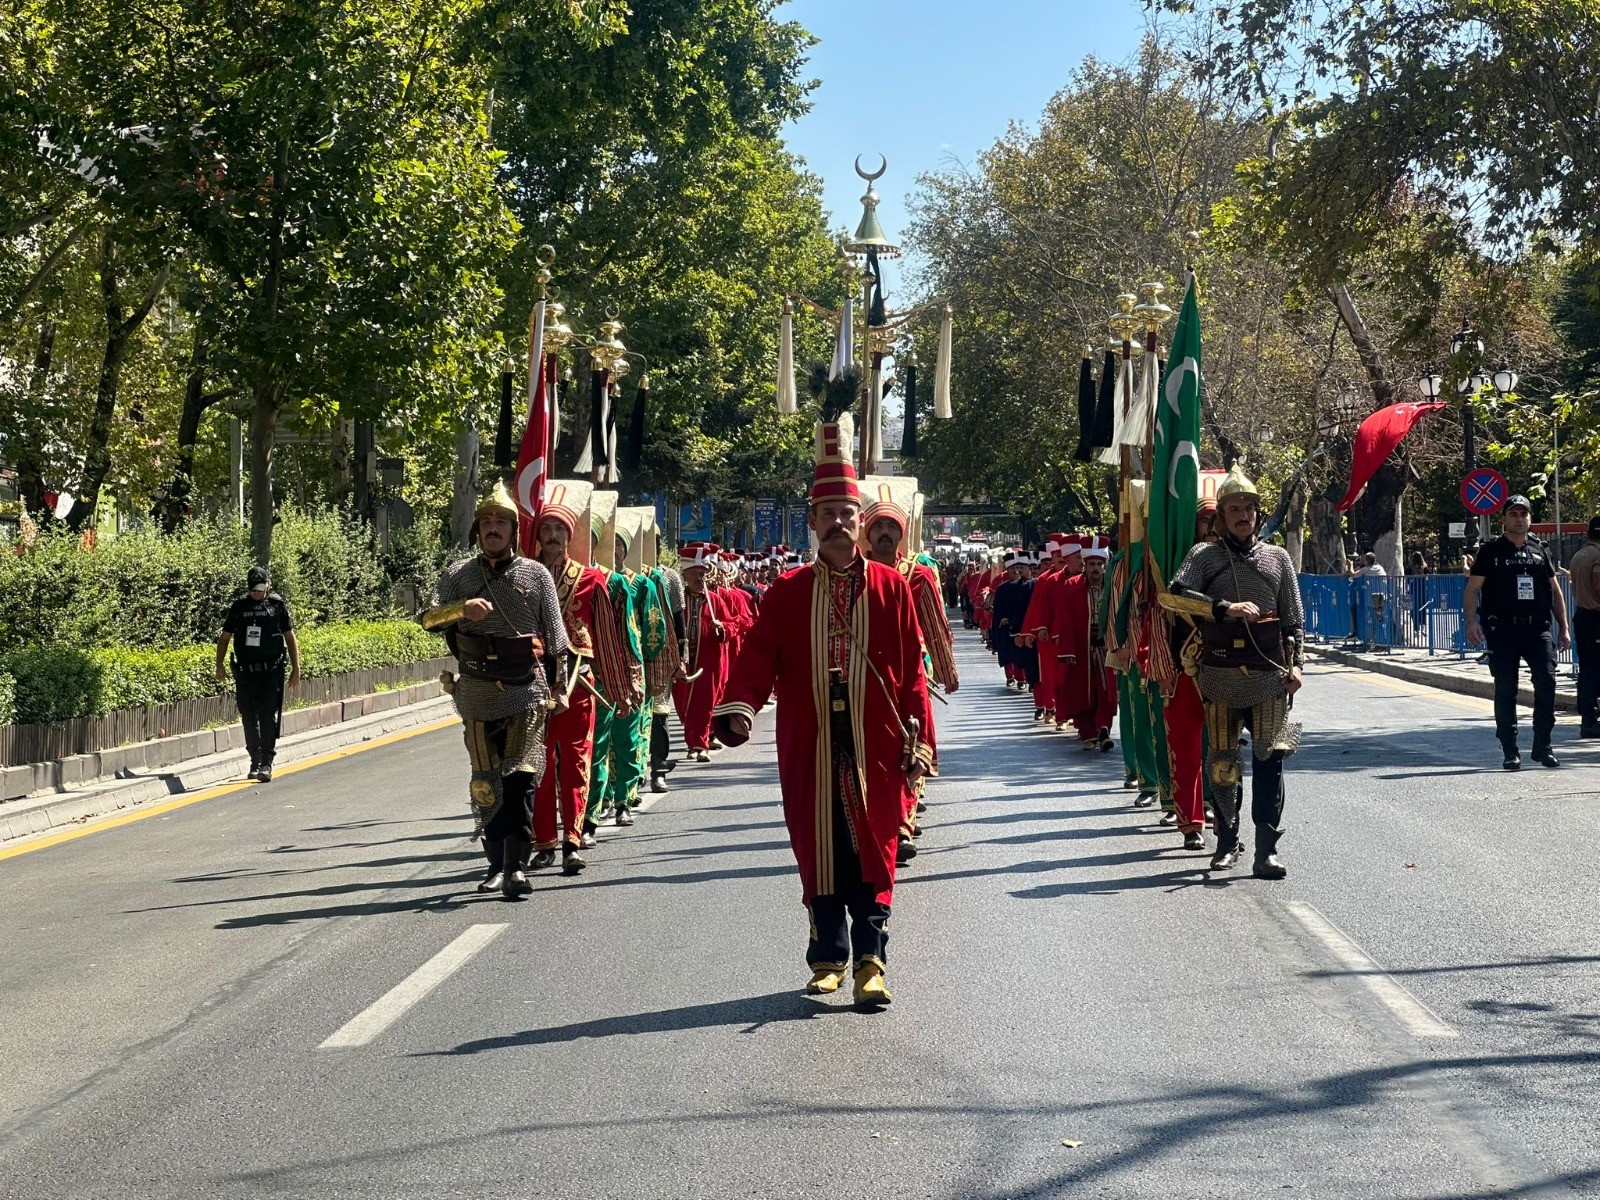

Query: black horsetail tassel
1072,353,1095,461
495,365,514,470
901,361,918,456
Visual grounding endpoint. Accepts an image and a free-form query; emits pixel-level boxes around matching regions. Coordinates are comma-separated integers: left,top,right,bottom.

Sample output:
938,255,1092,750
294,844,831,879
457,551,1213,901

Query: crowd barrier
1298,573,1577,667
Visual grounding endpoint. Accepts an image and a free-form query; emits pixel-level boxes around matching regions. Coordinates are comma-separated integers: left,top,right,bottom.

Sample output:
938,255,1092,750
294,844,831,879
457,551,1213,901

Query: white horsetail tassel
933,304,953,419
777,299,798,414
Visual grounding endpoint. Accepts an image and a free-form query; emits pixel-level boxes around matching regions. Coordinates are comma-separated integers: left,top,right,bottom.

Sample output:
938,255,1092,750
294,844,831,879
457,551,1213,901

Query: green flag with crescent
1149,279,1203,587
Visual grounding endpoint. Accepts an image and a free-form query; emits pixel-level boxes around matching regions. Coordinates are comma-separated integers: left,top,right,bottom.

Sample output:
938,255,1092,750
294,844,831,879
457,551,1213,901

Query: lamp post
1488,357,1564,561
1441,318,1489,544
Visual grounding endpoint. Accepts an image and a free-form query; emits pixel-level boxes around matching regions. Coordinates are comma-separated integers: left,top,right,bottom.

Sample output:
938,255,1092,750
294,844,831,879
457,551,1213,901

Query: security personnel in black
215,567,301,782
1464,495,1571,769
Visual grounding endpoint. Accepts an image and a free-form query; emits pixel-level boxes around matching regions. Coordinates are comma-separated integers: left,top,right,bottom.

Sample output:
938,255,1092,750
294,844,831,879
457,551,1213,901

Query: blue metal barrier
1298,573,1576,667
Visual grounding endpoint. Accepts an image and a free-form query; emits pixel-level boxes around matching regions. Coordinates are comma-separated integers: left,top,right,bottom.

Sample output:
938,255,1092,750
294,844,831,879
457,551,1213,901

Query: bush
0,670,15,726
0,507,398,656
1,619,446,724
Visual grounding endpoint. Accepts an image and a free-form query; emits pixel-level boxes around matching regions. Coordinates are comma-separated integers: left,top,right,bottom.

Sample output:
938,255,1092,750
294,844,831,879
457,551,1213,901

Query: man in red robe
714,423,934,1010
1057,536,1118,750
673,543,729,762
533,481,635,875
1159,498,1221,851
861,476,958,863
1022,535,1070,725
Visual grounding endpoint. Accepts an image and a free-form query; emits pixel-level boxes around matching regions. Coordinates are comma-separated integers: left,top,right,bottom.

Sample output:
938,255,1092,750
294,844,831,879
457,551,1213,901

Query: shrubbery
1,620,448,724
0,507,447,657
0,670,15,726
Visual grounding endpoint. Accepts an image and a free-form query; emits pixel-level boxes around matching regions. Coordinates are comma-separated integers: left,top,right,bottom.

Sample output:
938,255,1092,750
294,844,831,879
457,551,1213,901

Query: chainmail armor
1171,536,1304,709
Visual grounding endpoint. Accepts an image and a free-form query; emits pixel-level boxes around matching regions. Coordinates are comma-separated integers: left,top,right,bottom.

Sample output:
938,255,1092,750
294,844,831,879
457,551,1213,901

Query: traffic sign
1460,468,1508,516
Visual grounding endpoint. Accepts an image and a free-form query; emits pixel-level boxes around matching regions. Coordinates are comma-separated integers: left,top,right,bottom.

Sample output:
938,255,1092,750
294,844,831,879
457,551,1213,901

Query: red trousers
534,689,597,850
1035,640,1057,716
1164,673,1206,833
1068,668,1117,745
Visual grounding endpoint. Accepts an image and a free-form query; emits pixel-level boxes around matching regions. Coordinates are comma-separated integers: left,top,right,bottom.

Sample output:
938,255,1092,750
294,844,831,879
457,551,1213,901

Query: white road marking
318,923,507,1049
1282,901,1459,1040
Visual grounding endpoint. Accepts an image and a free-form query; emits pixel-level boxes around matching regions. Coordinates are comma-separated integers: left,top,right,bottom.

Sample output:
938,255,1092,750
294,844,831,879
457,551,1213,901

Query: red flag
514,301,550,556
1334,400,1447,511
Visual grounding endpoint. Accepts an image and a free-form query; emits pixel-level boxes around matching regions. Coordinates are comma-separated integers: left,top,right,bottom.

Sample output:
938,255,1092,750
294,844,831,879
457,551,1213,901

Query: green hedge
0,508,449,657
0,620,446,724
0,670,14,726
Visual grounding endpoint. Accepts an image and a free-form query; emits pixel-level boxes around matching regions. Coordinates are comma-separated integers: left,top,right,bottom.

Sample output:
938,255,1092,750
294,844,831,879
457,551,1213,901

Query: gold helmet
1215,462,1259,505
474,480,519,526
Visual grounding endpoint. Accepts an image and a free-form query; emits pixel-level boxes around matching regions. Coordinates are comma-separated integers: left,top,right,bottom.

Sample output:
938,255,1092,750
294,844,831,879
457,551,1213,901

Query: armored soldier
1168,465,1304,879
420,483,568,899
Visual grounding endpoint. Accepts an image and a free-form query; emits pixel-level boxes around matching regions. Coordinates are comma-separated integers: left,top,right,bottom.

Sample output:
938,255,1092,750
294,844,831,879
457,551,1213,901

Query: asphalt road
2,629,1598,1199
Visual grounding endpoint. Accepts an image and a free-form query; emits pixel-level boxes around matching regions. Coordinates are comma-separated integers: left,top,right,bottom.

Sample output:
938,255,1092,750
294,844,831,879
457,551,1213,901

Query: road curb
0,694,459,846
1308,644,1578,711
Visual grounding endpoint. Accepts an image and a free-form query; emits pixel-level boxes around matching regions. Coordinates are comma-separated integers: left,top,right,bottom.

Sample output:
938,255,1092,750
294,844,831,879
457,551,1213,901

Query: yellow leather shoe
806,965,846,995
852,961,893,1008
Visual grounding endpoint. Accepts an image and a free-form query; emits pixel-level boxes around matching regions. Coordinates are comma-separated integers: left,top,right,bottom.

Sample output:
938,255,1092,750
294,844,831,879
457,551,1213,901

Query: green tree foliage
0,0,840,556
1161,0,1600,284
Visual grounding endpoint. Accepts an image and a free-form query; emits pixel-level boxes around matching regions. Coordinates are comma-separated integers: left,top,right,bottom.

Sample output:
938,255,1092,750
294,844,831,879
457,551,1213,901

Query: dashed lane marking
0,716,462,862
319,923,507,1049
1282,900,1458,1039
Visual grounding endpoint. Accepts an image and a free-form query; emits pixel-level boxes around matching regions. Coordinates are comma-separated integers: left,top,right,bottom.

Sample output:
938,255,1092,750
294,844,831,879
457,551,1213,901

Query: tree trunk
249,380,284,564
16,322,55,516
1306,494,1347,573
67,232,171,530
1326,283,1407,575
1283,478,1308,573
159,334,216,533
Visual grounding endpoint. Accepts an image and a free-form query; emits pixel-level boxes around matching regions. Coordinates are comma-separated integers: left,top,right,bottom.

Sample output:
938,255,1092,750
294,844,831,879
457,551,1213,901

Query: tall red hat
810,420,860,507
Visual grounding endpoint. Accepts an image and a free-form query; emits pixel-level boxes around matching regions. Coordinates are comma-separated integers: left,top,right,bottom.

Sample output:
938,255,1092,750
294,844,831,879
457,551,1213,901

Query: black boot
501,839,532,898
1530,740,1560,768
1502,739,1521,771
478,839,506,894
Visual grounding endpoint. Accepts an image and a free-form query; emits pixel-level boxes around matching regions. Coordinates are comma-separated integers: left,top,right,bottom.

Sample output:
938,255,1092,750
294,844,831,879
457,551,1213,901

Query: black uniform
1471,536,1558,750
222,592,293,769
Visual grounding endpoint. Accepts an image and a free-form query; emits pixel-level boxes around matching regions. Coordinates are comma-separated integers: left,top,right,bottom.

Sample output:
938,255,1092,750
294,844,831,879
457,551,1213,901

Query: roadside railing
1298,574,1577,667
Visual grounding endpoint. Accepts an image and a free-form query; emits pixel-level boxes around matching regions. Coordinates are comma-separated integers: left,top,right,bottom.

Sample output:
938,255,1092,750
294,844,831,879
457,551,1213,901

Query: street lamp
1417,367,1443,401
1444,320,1488,544
1490,357,1563,560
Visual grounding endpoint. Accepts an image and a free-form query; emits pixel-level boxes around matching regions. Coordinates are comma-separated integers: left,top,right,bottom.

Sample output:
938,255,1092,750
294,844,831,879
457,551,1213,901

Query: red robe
713,557,935,907
714,584,755,690
672,588,728,752
1022,566,1065,713
534,557,631,849
1056,574,1117,740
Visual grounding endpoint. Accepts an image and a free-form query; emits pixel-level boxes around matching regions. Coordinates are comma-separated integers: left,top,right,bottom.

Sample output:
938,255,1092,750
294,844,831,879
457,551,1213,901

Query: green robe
589,569,646,820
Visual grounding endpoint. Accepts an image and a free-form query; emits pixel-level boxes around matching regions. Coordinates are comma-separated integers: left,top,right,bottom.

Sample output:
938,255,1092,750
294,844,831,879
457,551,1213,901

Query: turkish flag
513,300,552,556
1334,400,1447,511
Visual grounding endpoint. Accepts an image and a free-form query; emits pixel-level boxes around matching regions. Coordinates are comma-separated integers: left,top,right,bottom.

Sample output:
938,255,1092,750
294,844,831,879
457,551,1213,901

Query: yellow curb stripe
0,715,461,863
1340,668,1495,713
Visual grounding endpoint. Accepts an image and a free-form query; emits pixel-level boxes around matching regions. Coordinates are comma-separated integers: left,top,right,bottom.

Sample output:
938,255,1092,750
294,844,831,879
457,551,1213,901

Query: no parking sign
1460,467,1508,516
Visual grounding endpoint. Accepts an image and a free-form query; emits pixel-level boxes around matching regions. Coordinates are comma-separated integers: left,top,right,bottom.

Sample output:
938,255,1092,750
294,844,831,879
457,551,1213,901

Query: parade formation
12,0,1600,1189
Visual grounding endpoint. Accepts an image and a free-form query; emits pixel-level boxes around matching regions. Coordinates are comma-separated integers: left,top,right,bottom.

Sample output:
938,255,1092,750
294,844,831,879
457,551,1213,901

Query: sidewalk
1308,642,1580,711
1,684,458,846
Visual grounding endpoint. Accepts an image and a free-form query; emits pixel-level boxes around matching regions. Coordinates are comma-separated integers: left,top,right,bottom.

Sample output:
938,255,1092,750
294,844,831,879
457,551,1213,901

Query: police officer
1464,495,1571,769
215,567,301,782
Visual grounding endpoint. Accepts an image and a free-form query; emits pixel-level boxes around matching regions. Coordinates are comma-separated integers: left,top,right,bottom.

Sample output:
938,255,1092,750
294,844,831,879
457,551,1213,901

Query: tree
17,0,519,559
1162,0,1600,285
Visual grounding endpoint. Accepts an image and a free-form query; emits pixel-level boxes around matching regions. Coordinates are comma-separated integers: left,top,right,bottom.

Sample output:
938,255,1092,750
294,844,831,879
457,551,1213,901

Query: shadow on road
416,989,852,1055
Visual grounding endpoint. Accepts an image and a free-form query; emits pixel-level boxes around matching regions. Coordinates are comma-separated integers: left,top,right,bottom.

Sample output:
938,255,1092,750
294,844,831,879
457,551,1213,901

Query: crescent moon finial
854,154,887,183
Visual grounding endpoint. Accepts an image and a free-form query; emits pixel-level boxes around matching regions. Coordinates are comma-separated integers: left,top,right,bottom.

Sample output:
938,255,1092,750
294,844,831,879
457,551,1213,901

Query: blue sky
778,0,1149,292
